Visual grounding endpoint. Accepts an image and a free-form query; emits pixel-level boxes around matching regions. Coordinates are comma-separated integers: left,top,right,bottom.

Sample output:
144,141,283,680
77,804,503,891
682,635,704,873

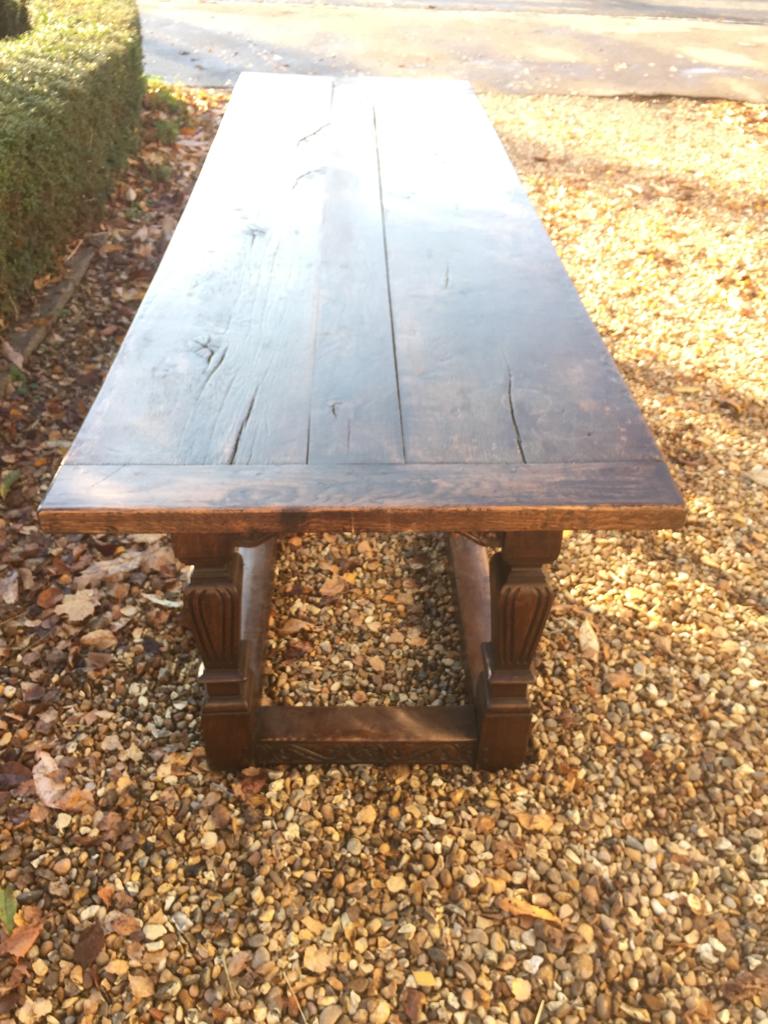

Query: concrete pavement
138,0,768,98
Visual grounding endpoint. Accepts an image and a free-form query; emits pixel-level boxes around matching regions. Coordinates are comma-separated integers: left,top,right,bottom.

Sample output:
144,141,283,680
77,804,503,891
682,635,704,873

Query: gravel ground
0,90,766,1023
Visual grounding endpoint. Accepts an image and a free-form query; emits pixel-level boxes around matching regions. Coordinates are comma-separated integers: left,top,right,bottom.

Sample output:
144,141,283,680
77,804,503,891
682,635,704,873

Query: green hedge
0,0,143,315
0,1,29,39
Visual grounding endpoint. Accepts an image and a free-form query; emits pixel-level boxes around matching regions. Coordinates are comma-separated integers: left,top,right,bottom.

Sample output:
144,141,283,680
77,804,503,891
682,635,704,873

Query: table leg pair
171,531,562,771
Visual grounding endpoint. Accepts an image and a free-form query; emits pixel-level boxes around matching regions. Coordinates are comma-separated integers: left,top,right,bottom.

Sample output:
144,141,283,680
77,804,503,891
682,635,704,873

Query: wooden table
39,73,685,771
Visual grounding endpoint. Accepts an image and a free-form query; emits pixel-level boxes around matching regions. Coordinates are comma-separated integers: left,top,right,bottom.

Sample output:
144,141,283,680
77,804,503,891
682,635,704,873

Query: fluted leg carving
173,534,252,770
476,530,561,769
185,561,242,670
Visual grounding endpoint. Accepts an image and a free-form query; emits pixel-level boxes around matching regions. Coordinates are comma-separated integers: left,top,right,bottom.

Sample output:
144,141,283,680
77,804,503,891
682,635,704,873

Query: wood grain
67,74,334,467
372,78,663,467
40,73,685,553
308,79,403,464
449,533,491,702
250,705,477,765
40,460,686,533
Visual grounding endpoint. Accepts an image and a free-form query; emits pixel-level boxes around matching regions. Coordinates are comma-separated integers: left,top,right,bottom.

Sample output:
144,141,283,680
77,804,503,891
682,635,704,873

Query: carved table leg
172,534,252,770
475,530,562,769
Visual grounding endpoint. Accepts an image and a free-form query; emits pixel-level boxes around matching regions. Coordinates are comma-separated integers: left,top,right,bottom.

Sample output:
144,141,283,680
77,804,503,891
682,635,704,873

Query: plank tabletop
40,73,685,534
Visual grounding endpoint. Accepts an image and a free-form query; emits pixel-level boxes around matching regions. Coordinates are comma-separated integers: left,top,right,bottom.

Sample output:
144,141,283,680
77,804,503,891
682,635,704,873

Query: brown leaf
35,587,62,609
302,944,332,974
75,551,143,589
606,670,633,689
97,883,115,907
32,752,67,808
319,575,346,597
80,629,118,651
140,545,177,574
498,896,563,926
0,922,43,959
58,590,98,623
722,965,768,1003
20,683,45,702
0,570,19,605
73,922,105,967
0,961,29,997
61,787,96,813
32,753,94,813
277,618,314,636
227,950,250,977
514,810,554,832
104,912,142,937
0,761,32,791
578,618,600,660
0,991,23,1016
401,987,426,1024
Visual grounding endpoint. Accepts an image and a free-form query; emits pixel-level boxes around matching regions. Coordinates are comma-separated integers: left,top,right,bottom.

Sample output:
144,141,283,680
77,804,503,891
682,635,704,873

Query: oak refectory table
39,73,685,771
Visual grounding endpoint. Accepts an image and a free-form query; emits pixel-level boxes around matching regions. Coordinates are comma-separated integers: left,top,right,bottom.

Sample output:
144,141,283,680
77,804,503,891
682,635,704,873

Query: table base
171,531,561,771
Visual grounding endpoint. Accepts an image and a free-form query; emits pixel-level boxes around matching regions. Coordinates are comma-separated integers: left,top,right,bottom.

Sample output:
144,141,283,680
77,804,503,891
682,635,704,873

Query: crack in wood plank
507,369,528,465
372,103,407,463
228,389,258,464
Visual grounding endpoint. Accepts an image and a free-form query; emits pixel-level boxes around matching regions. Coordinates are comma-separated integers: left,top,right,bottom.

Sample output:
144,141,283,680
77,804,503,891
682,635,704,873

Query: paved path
139,0,768,98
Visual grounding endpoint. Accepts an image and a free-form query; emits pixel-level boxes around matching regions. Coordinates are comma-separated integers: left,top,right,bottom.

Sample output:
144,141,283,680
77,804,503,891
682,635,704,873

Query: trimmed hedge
0,1,29,39
0,0,143,314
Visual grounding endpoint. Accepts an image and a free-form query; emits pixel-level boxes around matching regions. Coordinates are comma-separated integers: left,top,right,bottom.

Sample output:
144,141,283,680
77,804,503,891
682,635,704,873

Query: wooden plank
240,540,277,701
449,534,491,703
372,78,663,466
250,705,477,765
308,79,404,464
39,461,686,533
67,74,334,467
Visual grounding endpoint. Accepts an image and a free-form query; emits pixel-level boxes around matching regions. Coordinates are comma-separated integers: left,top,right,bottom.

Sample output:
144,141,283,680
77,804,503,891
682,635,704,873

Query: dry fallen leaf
498,896,563,926
104,912,142,937
401,987,426,1024
302,944,331,974
0,922,43,959
514,810,555,832
32,752,95,813
722,964,768,1003
278,618,314,636
73,922,105,968
58,590,98,623
606,669,633,689
319,575,346,597
80,628,118,650
140,544,176,574
0,570,19,605
35,586,61,609
0,761,32,791
578,618,600,661
0,962,29,998
75,551,143,589
227,950,251,977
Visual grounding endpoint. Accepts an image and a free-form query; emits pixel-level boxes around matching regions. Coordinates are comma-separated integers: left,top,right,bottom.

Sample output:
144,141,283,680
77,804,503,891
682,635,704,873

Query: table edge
39,461,686,533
